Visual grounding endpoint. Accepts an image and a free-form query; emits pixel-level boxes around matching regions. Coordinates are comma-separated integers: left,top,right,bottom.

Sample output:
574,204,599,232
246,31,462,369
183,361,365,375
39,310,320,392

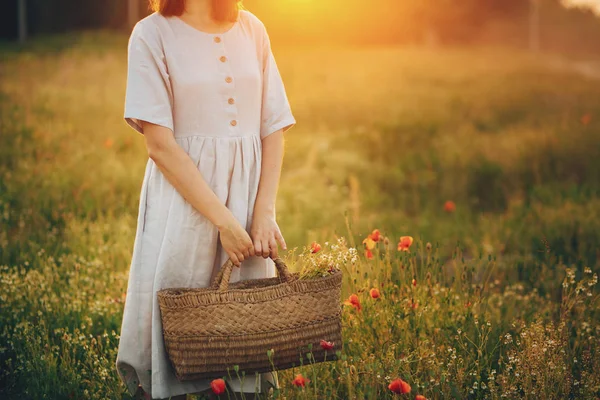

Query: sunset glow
564,0,600,13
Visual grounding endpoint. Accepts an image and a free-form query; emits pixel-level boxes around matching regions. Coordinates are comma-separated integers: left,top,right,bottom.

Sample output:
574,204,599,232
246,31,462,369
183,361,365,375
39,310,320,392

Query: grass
0,30,599,399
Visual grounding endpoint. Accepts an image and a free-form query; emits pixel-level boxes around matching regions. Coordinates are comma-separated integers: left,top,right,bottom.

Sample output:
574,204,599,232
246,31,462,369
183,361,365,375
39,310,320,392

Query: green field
1,30,599,399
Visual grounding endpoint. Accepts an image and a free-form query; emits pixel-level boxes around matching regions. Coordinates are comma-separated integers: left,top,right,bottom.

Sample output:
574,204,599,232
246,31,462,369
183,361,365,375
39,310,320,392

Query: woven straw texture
157,257,343,381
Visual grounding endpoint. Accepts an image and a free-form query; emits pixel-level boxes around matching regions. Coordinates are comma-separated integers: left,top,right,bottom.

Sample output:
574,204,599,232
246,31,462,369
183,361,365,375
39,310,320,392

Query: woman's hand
217,216,255,267
250,210,287,259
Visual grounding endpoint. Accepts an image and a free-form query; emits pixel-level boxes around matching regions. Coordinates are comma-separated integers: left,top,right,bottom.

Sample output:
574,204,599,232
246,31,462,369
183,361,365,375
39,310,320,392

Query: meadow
1,30,599,399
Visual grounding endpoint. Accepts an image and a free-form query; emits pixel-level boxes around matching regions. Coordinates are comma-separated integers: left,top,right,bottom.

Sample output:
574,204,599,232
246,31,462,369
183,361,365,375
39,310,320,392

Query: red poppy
343,294,362,311
320,340,334,350
210,378,226,394
411,300,418,310
397,236,414,252
363,236,376,250
444,200,456,213
292,373,309,387
388,378,411,394
365,248,374,259
370,229,381,242
415,395,427,400
412,278,417,287
369,288,380,299
310,242,321,253
581,113,592,125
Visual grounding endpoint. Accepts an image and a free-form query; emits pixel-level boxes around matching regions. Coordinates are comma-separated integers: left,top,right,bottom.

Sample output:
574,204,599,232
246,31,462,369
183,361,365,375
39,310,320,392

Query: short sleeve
260,25,296,140
124,22,174,135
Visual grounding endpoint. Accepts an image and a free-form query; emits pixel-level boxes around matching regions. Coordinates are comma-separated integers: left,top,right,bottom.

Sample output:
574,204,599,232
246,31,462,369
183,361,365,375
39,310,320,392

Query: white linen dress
115,9,295,400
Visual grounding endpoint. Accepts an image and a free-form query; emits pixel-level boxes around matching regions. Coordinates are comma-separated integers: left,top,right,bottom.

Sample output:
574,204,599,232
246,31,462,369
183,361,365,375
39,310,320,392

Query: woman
115,0,295,398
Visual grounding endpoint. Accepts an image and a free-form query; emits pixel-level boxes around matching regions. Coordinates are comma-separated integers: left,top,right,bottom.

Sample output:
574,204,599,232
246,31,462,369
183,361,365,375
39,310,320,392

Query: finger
261,239,270,258
269,237,278,259
242,248,250,259
247,242,256,257
275,230,287,251
236,251,245,263
254,241,262,257
229,253,240,267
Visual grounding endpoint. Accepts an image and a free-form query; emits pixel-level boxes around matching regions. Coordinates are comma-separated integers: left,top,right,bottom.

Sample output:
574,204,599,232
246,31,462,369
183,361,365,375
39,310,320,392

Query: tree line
2,0,599,55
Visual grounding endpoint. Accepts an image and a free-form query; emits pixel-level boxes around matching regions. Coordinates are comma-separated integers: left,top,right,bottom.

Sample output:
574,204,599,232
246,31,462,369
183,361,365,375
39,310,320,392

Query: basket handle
210,256,295,291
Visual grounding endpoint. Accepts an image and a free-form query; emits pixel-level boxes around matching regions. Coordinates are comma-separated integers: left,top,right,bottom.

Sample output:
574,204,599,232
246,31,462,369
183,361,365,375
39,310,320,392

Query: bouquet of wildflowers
291,237,357,280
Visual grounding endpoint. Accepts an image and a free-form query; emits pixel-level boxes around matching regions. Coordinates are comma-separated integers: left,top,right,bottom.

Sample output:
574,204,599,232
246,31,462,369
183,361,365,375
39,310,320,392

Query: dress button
225,76,233,83
220,56,227,63
228,98,235,105
230,120,237,127
214,36,221,43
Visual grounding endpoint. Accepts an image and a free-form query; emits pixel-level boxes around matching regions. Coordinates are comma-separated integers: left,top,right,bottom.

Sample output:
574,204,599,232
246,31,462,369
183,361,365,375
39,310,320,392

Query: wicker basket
157,257,343,381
